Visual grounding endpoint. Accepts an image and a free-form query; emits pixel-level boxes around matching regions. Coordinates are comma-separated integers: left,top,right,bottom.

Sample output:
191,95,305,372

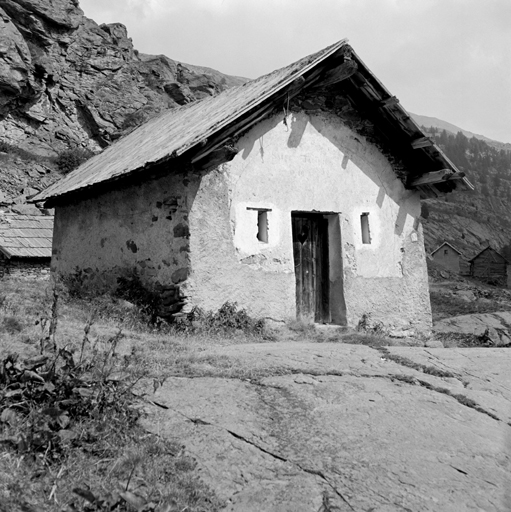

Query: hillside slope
419,127,511,262
411,113,511,152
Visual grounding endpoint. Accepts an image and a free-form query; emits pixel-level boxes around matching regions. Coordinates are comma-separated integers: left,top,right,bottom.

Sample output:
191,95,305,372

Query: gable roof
469,246,509,264
0,213,53,259
430,241,462,257
33,39,473,206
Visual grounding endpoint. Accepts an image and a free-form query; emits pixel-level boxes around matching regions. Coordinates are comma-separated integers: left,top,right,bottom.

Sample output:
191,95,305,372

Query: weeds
0,283,222,512
356,313,386,336
175,302,266,337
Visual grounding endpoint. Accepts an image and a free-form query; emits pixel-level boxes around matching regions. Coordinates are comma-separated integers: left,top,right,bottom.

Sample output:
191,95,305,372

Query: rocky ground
428,261,511,347
143,342,511,511
135,268,511,512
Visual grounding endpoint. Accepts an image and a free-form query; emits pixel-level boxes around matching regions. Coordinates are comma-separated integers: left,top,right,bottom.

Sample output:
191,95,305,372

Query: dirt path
142,342,511,511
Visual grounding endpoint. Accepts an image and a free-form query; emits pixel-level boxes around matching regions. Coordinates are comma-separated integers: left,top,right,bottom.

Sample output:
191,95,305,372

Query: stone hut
33,40,472,334
430,242,462,273
469,247,510,287
0,212,53,279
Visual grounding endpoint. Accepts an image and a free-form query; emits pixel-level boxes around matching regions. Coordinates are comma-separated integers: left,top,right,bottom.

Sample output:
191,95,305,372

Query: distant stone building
430,242,462,273
0,213,53,279
34,40,473,334
469,247,510,287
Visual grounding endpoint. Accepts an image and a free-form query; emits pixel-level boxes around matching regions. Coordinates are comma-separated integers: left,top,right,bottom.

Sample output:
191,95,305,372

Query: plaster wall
52,169,198,310
187,111,431,333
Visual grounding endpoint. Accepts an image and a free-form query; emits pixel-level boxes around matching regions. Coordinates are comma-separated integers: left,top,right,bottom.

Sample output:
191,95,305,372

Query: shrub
121,111,146,131
179,301,265,336
55,148,93,174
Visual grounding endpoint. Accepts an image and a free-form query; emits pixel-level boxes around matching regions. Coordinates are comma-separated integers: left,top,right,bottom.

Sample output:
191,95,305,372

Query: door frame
291,211,330,323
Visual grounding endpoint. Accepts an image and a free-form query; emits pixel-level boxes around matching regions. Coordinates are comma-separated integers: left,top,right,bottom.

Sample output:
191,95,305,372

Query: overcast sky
79,0,511,144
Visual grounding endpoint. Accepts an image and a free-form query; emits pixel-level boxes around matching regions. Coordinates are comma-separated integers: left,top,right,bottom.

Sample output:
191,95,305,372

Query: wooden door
292,213,329,323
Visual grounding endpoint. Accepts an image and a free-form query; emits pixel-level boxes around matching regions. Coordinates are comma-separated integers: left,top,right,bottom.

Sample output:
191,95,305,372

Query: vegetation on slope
421,127,511,259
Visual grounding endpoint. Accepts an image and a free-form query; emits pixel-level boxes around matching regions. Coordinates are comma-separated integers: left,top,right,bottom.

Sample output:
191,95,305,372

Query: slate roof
0,213,53,258
33,38,473,204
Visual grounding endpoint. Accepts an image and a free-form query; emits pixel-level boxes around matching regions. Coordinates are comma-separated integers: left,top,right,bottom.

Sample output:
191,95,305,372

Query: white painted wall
188,110,431,333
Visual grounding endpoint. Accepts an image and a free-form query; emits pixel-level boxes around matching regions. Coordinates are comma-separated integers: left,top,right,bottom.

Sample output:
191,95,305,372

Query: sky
79,0,511,144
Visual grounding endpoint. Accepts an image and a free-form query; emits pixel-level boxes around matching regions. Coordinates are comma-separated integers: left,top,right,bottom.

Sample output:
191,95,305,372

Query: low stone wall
0,258,51,280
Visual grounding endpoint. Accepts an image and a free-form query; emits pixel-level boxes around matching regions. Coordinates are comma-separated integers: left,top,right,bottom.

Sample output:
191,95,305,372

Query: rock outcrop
143,341,511,511
0,0,245,159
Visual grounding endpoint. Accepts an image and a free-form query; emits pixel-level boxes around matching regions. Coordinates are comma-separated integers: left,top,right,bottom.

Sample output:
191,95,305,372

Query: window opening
257,211,268,243
444,249,448,255
247,207,271,243
360,213,371,244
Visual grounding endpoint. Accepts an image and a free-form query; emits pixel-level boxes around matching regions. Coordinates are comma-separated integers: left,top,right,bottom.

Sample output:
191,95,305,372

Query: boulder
434,311,511,346
425,339,444,348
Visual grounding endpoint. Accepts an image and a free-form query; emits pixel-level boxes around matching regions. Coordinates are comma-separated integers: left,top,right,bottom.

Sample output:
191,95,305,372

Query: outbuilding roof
33,39,473,206
0,213,53,258
430,241,462,257
468,246,509,264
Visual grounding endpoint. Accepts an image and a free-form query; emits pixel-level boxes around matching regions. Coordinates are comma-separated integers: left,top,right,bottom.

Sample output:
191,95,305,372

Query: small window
257,210,268,243
444,249,448,255
360,213,371,244
247,207,271,243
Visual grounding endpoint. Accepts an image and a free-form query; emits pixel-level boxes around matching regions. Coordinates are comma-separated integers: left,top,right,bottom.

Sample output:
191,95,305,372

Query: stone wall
52,169,199,316
0,257,51,280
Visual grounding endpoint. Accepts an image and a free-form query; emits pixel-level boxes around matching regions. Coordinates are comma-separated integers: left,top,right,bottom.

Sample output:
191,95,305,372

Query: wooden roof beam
378,96,399,108
312,60,358,89
411,136,434,149
410,170,465,187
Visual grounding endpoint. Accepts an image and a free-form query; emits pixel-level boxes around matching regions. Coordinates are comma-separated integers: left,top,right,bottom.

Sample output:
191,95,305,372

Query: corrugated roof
34,40,346,203
0,213,53,259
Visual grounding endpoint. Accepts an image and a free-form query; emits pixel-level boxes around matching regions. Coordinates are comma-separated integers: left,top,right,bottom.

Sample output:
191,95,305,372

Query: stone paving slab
143,342,511,511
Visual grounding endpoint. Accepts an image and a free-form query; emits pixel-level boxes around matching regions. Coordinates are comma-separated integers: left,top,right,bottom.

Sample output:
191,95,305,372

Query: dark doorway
292,212,330,323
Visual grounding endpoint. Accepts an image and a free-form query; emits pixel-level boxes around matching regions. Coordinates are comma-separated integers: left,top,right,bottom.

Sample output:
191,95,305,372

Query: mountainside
0,0,245,203
419,127,511,263
411,113,511,153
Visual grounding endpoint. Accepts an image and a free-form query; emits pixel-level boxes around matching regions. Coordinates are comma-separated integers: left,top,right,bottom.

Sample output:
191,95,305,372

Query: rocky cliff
0,0,245,203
